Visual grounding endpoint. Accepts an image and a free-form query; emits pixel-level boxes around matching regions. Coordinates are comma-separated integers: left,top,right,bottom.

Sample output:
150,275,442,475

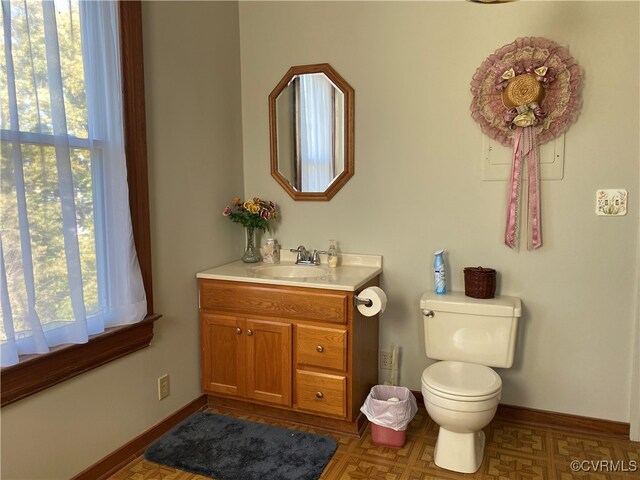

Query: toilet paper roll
357,286,387,317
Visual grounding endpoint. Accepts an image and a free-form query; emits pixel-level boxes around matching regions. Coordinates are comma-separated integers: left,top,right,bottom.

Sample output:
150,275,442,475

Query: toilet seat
422,361,502,401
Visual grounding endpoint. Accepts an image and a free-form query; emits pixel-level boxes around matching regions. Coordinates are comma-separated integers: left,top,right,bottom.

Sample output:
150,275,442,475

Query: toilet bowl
420,291,521,473
421,361,502,473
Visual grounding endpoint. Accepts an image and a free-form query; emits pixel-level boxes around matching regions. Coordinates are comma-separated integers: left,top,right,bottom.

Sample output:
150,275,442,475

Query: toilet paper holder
353,295,373,308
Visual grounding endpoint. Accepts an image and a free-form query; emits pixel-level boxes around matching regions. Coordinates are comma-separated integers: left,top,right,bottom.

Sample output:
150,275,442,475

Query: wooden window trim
1,0,158,408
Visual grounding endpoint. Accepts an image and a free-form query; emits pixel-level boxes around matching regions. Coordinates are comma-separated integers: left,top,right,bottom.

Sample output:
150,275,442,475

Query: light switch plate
596,189,627,216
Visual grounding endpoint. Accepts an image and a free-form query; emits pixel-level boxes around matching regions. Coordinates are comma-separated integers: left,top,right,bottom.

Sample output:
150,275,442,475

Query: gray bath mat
144,412,337,480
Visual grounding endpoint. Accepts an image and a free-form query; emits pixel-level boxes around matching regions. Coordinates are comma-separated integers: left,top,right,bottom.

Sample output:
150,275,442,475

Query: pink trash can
371,423,407,447
361,385,417,448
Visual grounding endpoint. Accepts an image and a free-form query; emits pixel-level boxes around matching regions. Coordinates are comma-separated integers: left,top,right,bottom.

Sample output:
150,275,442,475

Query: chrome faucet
290,245,325,265
290,245,309,263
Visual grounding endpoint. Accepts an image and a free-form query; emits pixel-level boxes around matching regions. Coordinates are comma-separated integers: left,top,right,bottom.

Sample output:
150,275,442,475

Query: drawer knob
315,391,324,399
247,329,253,336
235,327,242,335
316,345,324,353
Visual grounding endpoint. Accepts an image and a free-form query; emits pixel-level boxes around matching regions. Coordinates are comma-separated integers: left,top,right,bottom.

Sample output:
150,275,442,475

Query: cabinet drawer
296,370,346,418
200,280,348,324
297,325,347,371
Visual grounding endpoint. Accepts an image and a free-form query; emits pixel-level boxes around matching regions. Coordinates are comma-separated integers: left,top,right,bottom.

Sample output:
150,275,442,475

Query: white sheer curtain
298,74,335,192
0,0,146,367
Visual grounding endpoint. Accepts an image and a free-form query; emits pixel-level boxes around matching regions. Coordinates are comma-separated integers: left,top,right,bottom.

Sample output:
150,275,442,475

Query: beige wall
239,1,639,422
1,1,638,477
0,2,244,478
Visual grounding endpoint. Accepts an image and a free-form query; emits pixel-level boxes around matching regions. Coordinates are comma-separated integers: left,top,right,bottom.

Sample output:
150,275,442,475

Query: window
296,73,343,192
1,0,156,406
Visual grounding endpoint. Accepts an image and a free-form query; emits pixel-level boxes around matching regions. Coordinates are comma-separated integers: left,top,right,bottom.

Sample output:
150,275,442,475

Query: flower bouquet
223,197,278,262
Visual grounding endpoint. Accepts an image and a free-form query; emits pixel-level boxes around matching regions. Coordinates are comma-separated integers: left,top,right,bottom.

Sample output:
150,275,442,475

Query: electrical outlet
380,351,393,370
158,374,170,400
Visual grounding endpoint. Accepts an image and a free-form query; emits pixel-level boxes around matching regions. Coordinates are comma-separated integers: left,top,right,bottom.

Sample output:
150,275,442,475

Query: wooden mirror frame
269,63,354,201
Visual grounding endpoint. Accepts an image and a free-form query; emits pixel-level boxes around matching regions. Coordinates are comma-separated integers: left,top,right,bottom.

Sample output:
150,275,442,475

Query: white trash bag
360,385,418,431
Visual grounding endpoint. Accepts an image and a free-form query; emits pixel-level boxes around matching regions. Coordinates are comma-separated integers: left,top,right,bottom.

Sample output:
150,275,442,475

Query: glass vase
241,226,261,263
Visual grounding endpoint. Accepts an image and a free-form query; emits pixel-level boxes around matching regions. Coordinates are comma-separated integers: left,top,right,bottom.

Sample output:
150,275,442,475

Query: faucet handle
290,245,308,263
312,250,327,264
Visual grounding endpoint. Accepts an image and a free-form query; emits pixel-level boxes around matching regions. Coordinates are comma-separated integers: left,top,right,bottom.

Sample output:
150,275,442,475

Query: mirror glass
269,64,354,200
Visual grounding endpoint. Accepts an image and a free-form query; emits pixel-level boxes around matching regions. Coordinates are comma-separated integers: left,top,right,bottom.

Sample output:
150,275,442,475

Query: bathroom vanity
197,252,382,435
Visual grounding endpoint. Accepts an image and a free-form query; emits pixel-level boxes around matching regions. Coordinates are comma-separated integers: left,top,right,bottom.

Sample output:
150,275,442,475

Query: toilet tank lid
420,291,522,317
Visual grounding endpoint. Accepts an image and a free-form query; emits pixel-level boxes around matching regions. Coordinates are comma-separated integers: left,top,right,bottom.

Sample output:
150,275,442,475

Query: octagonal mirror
269,64,354,200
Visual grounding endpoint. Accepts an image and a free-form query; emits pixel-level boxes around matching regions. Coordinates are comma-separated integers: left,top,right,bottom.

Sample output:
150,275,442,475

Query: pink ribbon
527,127,542,249
504,126,542,250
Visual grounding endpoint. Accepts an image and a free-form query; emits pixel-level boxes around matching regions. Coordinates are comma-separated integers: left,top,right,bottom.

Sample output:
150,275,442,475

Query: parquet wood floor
109,406,640,479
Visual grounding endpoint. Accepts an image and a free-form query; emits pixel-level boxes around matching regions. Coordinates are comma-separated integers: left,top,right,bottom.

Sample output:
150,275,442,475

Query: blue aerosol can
433,250,446,295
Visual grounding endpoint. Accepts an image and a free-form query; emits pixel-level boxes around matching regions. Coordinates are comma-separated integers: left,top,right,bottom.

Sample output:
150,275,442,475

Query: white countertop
197,252,382,291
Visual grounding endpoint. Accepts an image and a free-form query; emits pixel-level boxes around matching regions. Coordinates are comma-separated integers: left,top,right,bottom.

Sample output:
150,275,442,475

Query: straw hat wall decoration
470,37,583,250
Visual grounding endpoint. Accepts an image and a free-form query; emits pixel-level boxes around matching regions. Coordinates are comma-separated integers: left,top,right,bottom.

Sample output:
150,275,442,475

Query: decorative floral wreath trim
470,37,583,148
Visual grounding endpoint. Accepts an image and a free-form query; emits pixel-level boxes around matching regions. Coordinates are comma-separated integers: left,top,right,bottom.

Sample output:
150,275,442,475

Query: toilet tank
420,291,522,368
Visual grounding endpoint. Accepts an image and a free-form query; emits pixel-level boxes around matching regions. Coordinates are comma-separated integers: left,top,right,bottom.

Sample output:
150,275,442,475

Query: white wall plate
596,189,628,216
481,133,565,181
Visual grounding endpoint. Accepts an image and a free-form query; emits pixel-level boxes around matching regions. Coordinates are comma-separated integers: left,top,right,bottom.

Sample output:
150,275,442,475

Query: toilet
420,291,522,473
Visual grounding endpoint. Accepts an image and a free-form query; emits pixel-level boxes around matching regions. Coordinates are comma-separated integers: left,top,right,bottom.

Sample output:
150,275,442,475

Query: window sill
0,314,161,407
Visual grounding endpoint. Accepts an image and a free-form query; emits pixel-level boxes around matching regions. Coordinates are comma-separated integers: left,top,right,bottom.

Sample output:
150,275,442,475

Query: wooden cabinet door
201,313,245,397
245,318,292,407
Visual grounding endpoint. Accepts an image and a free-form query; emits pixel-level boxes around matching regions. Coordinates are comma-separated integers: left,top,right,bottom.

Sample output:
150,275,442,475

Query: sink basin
254,264,329,279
